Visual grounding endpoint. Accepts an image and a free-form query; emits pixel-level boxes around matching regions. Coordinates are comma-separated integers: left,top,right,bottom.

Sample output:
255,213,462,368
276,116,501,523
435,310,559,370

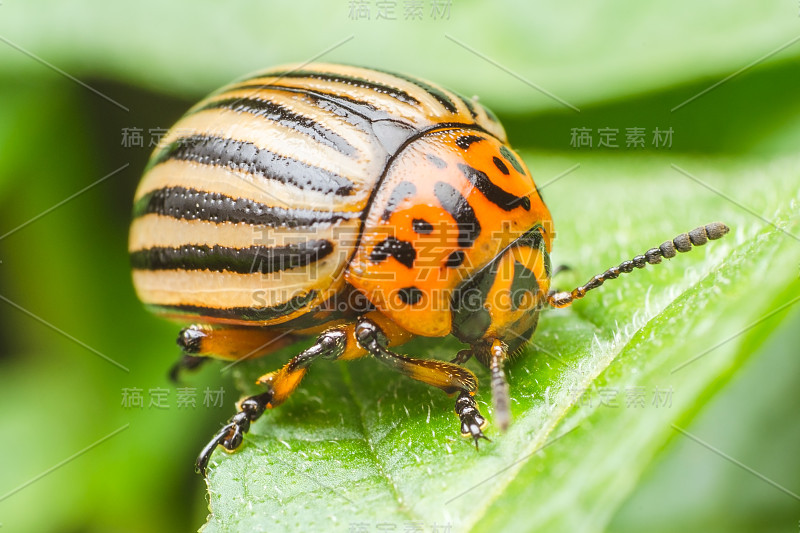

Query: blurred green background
0,1,798,532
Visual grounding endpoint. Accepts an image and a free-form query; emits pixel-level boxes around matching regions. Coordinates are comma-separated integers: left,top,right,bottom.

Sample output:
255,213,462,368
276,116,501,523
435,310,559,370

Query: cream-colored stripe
243,63,506,138
200,88,379,159
313,64,457,116
470,98,506,141
241,75,431,128
129,215,361,252
132,253,347,309
133,159,369,212
158,109,372,183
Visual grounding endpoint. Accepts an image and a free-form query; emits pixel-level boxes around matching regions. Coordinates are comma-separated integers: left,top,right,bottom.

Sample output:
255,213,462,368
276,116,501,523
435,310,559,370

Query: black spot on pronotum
425,153,447,168
369,237,416,268
499,145,525,174
445,250,465,268
381,181,417,220
457,163,530,212
397,286,423,305
412,218,434,234
455,135,484,150
434,181,481,248
492,156,510,175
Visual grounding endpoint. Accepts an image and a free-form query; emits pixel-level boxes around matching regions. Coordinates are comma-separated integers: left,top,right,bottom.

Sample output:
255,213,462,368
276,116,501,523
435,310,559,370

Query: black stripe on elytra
499,145,525,174
233,83,398,123
152,291,318,322
194,97,358,157
133,187,357,228
456,93,478,119
458,163,530,211
130,240,333,274
230,83,418,155
492,156,510,175
483,105,501,124
455,135,485,150
434,181,481,248
369,237,416,269
228,83,389,132
380,181,417,220
259,70,421,107
151,134,355,196
372,68,458,113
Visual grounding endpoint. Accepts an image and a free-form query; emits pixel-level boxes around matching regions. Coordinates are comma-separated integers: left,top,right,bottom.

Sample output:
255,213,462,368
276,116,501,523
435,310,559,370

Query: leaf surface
202,154,800,532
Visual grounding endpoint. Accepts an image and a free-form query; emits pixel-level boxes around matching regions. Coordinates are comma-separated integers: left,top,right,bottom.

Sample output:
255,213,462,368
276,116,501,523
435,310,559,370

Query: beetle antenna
547,222,729,308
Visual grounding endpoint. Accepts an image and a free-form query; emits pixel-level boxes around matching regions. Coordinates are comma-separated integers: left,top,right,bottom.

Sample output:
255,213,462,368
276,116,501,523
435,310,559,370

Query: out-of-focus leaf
201,153,800,532
0,1,797,112
608,307,800,533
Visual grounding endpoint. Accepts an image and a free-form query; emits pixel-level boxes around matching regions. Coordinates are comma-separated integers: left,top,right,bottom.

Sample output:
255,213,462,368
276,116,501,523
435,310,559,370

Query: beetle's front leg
354,317,489,447
196,328,347,475
196,390,273,475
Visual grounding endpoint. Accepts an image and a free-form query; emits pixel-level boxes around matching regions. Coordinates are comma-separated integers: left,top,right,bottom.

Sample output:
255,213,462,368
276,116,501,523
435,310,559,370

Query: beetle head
450,225,550,352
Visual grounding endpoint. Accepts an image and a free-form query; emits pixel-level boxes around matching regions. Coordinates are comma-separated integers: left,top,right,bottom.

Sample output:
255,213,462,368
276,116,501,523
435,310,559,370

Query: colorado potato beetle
128,63,729,475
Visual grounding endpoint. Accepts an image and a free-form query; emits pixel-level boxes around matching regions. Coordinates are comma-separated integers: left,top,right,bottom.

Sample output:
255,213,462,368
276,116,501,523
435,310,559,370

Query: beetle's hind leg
168,354,208,383
196,328,348,475
354,318,489,447
169,324,299,382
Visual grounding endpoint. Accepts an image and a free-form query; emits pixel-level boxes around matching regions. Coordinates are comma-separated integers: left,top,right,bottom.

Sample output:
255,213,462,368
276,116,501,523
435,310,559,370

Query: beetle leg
486,340,511,432
354,318,489,447
171,324,298,382
168,354,208,383
177,324,299,361
467,339,511,432
455,392,489,447
195,328,347,476
450,348,473,365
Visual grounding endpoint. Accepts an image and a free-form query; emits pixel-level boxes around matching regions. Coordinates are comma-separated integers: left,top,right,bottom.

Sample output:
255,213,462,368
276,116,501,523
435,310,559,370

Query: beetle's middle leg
354,317,489,447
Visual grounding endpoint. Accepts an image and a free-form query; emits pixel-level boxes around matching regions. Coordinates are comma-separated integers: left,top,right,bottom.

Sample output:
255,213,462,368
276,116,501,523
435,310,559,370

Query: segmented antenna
548,222,729,308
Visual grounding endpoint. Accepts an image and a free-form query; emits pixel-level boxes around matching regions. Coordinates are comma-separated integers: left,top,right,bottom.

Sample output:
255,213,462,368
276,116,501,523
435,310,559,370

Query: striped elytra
130,64,729,475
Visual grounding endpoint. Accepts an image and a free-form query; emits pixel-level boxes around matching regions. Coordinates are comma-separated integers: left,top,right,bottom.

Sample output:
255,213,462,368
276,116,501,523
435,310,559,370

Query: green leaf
0,1,797,112
201,153,800,532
